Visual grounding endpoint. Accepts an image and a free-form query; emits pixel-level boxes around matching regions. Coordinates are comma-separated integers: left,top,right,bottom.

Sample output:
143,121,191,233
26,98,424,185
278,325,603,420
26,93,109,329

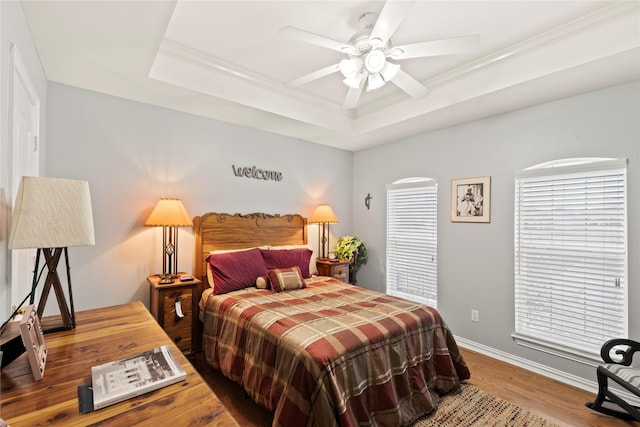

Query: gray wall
45,82,353,311
352,81,640,382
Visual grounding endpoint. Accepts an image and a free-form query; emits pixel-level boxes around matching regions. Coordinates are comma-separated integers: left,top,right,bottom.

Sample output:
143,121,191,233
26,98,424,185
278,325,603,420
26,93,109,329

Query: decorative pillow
261,248,313,278
206,247,268,289
206,248,267,295
268,244,317,275
256,275,270,289
267,266,305,292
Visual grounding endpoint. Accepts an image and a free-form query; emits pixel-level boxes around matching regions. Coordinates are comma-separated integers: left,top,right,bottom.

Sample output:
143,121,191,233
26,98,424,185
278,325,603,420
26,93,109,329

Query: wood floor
193,348,637,426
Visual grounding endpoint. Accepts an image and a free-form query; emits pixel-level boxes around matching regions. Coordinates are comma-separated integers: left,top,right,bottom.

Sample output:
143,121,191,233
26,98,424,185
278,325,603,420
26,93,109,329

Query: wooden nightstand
316,259,350,283
147,274,201,356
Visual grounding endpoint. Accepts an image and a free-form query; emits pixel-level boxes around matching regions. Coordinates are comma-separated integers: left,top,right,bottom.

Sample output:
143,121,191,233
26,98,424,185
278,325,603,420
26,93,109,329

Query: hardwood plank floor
460,349,636,427
194,348,637,426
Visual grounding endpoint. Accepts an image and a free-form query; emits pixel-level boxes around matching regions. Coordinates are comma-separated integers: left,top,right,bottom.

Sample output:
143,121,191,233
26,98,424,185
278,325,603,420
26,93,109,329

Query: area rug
413,383,559,427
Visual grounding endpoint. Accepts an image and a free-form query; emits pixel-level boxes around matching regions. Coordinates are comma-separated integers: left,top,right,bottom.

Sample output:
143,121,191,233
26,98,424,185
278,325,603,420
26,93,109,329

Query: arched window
513,158,628,363
386,178,438,307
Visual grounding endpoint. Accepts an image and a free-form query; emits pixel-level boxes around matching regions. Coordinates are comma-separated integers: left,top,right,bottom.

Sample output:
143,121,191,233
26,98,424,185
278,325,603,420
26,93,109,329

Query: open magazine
91,345,186,410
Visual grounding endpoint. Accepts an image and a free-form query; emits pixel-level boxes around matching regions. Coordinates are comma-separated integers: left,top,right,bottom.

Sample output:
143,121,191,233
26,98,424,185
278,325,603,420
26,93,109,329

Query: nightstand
147,274,201,356
316,259,350,283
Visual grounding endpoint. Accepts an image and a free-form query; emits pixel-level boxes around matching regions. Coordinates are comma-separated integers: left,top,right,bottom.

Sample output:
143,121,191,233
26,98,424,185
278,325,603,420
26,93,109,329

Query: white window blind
386,179,437,307
513,158,628,362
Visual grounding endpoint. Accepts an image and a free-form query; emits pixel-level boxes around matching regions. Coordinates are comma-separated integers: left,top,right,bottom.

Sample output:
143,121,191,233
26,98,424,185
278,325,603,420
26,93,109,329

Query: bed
193,212,470,427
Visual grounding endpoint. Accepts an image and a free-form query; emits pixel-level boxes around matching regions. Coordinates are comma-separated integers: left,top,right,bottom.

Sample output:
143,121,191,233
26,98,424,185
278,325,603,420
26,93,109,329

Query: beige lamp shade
309,204,339,260
9,176,95,249
309,204,339,224
144,198,193,227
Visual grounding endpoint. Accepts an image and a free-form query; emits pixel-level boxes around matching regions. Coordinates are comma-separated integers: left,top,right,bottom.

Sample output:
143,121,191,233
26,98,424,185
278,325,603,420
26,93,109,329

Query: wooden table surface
1,301,239,426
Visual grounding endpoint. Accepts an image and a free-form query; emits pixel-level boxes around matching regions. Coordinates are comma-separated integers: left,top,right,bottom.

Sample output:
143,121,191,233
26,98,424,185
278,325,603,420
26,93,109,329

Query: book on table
91,344,186,410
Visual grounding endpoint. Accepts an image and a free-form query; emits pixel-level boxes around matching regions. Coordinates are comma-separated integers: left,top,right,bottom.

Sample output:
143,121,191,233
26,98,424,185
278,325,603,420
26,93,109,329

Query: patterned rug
413,383,559,427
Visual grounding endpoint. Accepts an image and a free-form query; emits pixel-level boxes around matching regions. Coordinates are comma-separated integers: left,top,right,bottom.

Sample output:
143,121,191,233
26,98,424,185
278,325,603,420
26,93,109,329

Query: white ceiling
21,1,640,152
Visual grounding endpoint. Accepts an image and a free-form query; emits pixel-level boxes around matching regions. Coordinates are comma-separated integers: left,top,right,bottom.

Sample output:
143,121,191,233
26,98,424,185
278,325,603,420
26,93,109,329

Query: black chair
586,338,640,421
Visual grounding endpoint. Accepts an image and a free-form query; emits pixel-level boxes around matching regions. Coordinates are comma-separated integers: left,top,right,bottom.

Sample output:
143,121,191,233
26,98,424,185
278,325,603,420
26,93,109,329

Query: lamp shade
309,204,339,224
9,176,95,249
144,198,192,227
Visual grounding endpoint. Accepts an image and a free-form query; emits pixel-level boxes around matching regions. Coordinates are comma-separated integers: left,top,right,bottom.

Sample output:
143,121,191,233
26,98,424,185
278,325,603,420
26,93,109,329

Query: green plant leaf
332,235,367,267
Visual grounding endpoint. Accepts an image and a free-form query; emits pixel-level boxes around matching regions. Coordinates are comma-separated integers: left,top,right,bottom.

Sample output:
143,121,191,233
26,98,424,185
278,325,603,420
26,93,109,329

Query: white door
9,43,40,314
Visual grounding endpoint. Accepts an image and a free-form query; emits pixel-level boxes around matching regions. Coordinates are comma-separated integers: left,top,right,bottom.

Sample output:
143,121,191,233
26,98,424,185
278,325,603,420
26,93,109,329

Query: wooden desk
0,302,238,426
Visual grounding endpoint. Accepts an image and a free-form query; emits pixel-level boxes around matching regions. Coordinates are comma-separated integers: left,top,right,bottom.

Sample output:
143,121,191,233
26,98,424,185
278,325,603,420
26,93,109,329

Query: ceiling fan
279,0,479,110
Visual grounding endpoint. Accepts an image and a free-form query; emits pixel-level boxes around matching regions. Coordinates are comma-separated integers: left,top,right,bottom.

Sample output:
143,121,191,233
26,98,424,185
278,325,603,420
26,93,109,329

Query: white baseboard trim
455,336,640,407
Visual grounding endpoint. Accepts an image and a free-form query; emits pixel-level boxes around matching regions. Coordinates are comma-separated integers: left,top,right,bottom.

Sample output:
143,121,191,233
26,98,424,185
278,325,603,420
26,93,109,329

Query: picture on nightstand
19,304,47,381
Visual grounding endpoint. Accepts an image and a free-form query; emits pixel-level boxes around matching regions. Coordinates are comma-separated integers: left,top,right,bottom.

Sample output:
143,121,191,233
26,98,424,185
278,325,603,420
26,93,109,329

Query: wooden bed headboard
191,212,307,353
193,212,308,285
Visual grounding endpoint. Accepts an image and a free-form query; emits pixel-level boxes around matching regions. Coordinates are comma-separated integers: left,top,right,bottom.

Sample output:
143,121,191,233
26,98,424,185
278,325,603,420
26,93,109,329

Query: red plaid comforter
200,277,470,427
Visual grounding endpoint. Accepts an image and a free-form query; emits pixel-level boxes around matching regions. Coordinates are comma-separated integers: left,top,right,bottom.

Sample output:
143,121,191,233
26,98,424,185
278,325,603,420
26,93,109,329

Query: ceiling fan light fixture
343,77,360,89
344,71,366,89
366,72,385,92
364,49,386,74
387,47,404,60
380,61,401,81
369,37,384,48
339,58,363,79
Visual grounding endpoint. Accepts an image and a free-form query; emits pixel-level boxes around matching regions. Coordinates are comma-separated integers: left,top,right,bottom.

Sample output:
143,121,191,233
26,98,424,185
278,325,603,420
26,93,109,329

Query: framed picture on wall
451,176,491,223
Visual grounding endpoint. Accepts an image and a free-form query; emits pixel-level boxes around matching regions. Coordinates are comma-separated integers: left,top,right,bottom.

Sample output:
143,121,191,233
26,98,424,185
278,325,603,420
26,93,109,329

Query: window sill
511,333,601,366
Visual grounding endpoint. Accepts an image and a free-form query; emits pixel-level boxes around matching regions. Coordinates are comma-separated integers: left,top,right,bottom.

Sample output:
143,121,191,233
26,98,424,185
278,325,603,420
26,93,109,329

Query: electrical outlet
471,309,479,322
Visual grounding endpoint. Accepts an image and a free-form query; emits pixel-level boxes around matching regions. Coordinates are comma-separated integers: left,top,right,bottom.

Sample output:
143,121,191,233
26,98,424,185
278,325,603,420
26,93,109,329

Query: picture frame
451,176,491,223
19,304,47,380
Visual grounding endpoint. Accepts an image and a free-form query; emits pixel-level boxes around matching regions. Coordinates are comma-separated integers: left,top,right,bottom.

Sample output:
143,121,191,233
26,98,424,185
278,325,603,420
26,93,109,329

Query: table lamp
8,176,95,333
145,198,192,284
309,204,339,260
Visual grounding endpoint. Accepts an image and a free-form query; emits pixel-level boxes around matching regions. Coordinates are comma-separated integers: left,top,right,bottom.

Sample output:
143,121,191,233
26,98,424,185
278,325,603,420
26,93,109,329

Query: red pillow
206,248,268,295
267,266,305,292
260,248,312,278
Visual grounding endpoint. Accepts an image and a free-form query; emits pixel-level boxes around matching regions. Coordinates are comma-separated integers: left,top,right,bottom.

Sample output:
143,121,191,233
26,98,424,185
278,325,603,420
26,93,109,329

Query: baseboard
456,336,640,407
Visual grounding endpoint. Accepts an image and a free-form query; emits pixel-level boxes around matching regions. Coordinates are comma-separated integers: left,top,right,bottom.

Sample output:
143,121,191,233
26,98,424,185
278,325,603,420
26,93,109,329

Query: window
386,178,437,307
513,158,627,363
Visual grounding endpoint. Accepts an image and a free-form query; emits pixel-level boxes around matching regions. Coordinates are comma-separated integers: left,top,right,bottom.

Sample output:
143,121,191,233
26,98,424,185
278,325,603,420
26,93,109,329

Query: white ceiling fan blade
389,35,480,60
279,26,351,53
369,0,416,46
343,84,365,110
286,63,340,87
390,69,430,99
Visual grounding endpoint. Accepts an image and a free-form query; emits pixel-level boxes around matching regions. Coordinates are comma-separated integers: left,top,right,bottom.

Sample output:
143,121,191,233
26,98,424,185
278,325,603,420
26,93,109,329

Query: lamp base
40,316,75,334
32,248,76,334
157,273,179,284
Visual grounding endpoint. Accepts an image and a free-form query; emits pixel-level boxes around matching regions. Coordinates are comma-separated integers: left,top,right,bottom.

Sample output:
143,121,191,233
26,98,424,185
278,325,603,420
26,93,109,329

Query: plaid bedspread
200,277,470,427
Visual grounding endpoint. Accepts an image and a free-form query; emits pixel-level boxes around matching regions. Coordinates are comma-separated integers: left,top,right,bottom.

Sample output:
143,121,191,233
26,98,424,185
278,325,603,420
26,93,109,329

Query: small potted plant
332,236,368,284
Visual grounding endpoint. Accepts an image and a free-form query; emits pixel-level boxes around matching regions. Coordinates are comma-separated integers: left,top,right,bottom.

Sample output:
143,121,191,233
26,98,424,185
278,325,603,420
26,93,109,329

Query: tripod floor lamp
8,176,95,333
